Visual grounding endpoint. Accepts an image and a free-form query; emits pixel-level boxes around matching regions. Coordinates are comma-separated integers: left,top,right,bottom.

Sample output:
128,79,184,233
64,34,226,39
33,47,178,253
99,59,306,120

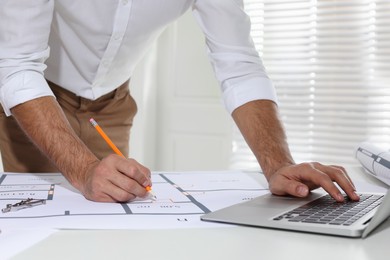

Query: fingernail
297,186,308,197
337,194,344,201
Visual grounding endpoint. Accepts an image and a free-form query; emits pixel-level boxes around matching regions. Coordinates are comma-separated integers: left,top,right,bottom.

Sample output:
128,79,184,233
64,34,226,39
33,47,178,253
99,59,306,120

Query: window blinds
231,0,390,170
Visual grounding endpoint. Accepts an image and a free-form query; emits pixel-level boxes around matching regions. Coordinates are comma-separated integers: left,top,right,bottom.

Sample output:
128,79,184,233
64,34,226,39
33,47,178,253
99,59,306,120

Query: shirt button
122,0,128,5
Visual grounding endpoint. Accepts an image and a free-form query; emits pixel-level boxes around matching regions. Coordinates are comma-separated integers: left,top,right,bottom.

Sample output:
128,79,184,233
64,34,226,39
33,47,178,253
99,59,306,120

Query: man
0,1,359,202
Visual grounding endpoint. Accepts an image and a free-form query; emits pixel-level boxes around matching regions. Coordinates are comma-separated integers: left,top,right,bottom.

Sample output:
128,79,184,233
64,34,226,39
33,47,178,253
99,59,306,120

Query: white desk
11,167,390,260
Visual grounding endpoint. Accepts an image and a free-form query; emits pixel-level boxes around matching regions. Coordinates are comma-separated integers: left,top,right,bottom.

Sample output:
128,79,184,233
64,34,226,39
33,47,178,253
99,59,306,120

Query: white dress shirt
0,0,276,116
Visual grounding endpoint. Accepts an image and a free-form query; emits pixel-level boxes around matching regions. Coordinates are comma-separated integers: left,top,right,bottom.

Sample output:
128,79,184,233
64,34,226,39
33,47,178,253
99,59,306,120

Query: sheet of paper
0,171,268,230
355,142,390,186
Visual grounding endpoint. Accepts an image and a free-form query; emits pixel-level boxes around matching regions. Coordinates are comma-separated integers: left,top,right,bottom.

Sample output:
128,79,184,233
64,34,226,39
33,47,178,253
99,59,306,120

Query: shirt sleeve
192,0,278,114
0,0,55,116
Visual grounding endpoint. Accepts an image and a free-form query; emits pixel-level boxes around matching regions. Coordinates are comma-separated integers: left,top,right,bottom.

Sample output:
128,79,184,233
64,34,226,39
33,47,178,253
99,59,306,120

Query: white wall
131,11,233,171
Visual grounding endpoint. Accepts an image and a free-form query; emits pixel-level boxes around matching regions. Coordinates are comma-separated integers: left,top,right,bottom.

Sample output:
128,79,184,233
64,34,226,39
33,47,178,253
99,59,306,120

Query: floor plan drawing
0,171,268,229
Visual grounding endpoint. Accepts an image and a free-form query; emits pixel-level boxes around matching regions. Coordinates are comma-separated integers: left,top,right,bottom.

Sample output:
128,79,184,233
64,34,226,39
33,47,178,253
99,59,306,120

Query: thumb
294,183,309,197
270,178,309,198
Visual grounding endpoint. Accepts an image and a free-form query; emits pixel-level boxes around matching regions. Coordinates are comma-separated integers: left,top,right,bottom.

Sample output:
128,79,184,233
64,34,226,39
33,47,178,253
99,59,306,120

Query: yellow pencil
89,118,124,157
89,118,155,200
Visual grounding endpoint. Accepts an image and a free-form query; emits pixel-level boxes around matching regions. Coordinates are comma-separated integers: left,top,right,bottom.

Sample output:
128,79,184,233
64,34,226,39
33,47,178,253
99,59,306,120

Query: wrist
66,157,100,193
262,160,295,181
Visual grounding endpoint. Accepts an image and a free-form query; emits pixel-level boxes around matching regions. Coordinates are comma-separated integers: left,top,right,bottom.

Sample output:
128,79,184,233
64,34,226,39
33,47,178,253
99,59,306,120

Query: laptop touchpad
246,192,324,209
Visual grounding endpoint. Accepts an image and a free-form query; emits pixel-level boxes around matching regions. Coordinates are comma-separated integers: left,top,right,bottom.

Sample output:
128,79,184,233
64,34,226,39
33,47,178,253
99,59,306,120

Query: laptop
201,189,390,238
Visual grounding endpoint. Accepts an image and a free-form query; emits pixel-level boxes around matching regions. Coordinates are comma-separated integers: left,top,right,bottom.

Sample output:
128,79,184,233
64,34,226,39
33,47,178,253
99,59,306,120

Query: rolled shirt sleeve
192,0,277,114
0,0,55,116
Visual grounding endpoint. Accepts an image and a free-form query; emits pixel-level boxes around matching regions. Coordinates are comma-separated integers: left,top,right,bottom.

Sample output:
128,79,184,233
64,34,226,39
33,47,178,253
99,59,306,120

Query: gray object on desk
201,189,390,238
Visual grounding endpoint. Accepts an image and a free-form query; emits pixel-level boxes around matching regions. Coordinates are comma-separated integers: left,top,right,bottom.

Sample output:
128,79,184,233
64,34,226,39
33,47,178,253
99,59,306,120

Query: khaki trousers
0,80,137,172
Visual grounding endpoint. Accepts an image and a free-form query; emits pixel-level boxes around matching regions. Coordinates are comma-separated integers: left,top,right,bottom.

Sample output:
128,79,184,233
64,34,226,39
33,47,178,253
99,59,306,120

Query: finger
104,187,137,203
303,166,346,202
84,179,133,203
321,165,359,201
269,175,310,198
100,183,137,202
131,159,152,185
125,157,152,178
97,155,149,199
280,163,345,202
330,165,356,189
105,164,148,199
116,157,150,188
85,194,116,203
85,191,116,203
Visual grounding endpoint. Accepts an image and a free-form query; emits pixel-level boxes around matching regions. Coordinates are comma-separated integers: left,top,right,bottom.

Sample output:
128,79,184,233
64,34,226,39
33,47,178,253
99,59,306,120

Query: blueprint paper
355,142,390,186
0,171,268,230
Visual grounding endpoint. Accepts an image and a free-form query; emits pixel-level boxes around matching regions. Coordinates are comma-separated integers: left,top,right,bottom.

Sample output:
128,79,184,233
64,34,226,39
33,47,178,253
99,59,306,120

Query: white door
151,11,233,171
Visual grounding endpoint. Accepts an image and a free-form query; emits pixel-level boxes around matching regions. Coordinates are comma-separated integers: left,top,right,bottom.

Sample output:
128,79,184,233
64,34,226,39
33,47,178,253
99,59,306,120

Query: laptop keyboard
273,194,384,226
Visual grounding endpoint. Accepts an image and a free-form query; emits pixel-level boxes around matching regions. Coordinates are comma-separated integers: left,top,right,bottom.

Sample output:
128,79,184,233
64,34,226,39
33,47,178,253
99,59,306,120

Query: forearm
232,100,294,180
232,100,359,201
11,96,98,190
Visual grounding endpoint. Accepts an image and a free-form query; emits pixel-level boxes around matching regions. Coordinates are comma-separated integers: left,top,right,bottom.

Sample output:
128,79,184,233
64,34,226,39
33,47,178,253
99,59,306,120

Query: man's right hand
80,155,152,202
11,96,152,202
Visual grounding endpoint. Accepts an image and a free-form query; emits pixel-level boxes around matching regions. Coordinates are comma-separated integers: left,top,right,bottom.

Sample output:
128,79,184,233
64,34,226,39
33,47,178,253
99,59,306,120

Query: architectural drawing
0,171,267,229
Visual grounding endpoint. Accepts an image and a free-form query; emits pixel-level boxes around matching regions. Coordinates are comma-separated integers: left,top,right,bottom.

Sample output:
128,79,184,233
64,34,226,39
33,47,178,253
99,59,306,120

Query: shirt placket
92,0,132,90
